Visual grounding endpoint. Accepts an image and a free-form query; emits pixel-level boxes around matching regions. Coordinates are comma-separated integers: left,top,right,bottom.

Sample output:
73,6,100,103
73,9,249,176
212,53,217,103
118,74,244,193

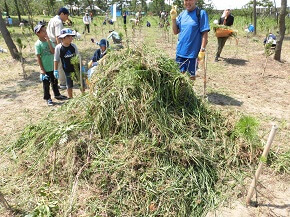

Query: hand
198,51,205,61
170,5,177,20
40,74,49,81
54,70,59,79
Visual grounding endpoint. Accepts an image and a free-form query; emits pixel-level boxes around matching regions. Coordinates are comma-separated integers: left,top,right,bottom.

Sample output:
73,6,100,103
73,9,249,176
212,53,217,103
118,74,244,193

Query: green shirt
35,39,55,72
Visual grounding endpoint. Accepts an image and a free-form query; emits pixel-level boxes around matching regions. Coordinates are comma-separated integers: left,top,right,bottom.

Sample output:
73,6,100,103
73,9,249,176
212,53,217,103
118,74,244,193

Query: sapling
16,38,27,79
263,41,274,77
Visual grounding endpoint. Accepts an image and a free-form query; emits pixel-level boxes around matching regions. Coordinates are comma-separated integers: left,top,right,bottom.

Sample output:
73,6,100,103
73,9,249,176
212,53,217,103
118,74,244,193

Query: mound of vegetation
5,48,260,216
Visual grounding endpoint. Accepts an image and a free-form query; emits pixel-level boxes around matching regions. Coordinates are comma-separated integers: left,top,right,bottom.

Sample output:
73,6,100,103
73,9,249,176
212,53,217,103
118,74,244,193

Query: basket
215,28,234,38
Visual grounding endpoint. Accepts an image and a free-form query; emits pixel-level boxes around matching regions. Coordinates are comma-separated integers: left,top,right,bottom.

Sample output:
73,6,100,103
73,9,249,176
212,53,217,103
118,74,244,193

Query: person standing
171,0,210,80
34,23,67,106
83,13,91,34
215,9,234,62
47,7,70,89
123,11,127,25
54,28,79,99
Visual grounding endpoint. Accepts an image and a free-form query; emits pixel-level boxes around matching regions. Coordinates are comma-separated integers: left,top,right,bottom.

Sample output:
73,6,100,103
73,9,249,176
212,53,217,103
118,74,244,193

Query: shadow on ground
222,58,249,66
0,72,40,100
207,92,243,106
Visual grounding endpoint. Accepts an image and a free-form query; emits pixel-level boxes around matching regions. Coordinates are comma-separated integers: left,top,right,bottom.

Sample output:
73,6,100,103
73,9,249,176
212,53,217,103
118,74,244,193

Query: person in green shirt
34,22,67,106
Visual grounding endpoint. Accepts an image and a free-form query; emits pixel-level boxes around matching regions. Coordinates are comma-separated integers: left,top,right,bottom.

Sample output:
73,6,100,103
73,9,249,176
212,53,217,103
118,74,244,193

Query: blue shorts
176,56,198,76
65,71,74,88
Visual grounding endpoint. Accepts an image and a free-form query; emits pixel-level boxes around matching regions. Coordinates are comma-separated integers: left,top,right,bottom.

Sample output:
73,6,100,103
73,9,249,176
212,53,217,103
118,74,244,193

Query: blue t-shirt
176,8,210,58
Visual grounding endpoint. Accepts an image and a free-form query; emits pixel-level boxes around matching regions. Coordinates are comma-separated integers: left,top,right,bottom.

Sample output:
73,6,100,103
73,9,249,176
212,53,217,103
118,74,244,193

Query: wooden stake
79,54,84,93
203,52,207,99
246,124,278,206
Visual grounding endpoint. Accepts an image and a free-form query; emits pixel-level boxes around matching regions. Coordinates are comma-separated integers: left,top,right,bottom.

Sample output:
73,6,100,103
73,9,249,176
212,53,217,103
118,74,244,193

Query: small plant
234,115,259,142
16,38,27,79
262,40,275,76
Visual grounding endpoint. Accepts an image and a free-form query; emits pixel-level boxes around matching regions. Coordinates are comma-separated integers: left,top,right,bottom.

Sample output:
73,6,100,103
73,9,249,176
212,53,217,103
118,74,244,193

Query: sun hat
58,28,76,38
34,22,45,34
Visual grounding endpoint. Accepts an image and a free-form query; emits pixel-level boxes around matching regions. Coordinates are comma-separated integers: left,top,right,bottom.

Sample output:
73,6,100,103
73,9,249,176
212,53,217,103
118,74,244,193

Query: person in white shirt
47,7,70,89
107,30,122,44
83,13,91,34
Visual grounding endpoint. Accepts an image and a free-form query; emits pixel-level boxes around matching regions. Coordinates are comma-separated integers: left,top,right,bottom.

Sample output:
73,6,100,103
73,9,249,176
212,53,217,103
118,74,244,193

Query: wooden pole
79,54,84,93
203,53,207,99
246,124,278,205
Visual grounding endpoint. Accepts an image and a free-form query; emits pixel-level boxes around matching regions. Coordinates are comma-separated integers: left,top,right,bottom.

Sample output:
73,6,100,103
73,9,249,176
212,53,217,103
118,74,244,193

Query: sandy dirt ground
0,26,289,216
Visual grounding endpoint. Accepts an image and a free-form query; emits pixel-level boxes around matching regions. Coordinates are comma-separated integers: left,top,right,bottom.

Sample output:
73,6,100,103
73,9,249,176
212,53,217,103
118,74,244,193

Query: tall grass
3,47,263,216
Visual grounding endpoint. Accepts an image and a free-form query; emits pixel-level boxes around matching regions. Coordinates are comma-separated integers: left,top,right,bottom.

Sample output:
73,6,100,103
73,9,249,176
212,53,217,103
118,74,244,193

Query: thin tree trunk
253,0,257,35
4,0,9,16
14,0,22,22
273,0,279,25
274,0,287,61
0,10,20,60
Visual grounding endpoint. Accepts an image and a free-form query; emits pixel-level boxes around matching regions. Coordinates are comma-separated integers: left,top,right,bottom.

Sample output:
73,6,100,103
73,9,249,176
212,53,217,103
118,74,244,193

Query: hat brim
34,24,45,33
58,33,76,39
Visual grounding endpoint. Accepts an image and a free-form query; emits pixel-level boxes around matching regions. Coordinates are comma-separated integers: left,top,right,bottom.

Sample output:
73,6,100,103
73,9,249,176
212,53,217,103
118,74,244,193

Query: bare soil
0,27,289,216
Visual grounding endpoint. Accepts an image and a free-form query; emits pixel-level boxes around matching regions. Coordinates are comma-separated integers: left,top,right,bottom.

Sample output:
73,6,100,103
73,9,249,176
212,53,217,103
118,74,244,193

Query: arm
200,31,208,50
172,19,179,35
55,22,63,44
54,45,60,70
46,39,55,54
54,61,59,71
36,55,46,74
107,32,113,39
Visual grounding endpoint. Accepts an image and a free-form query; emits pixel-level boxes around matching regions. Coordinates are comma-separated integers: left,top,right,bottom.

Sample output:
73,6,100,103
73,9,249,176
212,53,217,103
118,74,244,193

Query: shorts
65,71,73,88
176,56,198,76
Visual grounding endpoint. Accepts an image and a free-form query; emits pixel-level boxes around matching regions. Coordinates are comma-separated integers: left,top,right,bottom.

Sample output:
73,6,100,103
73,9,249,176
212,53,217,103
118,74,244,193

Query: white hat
58,28,76,39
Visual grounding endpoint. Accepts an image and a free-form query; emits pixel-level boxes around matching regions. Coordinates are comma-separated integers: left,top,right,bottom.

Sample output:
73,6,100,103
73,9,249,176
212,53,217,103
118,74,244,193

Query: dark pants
112,36,122,44
216,37,228,58
84,24,90,33
43,71,60,100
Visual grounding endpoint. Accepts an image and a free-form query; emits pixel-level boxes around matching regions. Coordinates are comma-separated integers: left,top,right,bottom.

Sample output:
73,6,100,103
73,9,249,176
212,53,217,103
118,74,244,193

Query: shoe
59,85,67,90
55,95,68,100
190,76,196,81
47,99,53,106
215,57,219,62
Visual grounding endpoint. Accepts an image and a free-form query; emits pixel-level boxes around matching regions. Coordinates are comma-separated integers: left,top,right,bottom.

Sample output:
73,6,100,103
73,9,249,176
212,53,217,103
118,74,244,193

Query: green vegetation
2,48,263,216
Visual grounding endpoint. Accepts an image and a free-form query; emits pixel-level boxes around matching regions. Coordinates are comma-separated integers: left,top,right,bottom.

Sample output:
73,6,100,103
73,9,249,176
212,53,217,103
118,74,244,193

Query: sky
158,0,286,10
210,0,283,10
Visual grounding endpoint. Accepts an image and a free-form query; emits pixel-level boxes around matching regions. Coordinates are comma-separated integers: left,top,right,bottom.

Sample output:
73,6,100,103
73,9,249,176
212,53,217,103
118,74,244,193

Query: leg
43,79,51,100
67,88,73,98
216,37,228,59
65,72,74,98
87,24,90,33
47,71,60,97
58,62,66,88
187,58,198,80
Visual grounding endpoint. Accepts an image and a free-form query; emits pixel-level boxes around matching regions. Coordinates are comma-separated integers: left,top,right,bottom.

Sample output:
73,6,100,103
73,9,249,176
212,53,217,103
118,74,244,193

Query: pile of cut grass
3,48,260,216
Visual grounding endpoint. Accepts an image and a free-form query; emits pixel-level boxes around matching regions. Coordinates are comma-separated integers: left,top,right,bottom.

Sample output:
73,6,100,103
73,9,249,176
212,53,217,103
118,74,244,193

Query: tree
274,0,287,61
0,10,20,60
253,0,257,35
13,0,22,22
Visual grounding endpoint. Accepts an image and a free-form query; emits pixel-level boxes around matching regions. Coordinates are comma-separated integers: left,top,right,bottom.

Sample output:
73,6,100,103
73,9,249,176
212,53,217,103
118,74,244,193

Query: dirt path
0,29,289,216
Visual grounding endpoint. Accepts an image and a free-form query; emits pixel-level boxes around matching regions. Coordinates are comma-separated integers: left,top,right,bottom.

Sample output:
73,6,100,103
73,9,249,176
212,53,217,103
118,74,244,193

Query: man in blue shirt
171,0,210,80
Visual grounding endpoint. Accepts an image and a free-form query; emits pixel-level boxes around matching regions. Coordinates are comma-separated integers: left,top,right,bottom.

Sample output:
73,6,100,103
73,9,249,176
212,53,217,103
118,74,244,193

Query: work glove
54,70,59,79
198,51,205,62
40,74,49,81
170,5,177,20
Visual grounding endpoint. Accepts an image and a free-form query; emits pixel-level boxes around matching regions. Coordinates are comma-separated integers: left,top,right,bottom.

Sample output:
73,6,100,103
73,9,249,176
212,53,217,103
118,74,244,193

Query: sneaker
215,57,219,62
59,85,67,90
55,95,68,100
47,99,53,106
